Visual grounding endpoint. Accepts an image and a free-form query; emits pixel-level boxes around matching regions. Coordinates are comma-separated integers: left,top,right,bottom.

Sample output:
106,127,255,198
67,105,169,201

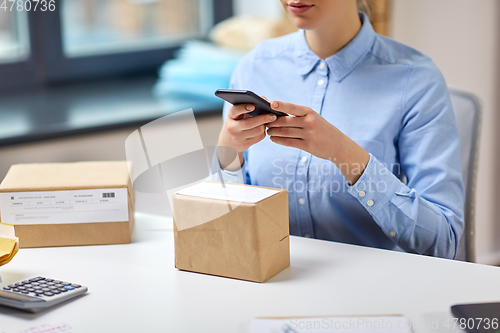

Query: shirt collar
294,11,376,81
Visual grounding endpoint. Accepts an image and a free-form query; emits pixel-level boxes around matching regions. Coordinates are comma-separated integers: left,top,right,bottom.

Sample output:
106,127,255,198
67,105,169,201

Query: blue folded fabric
153,41,244,104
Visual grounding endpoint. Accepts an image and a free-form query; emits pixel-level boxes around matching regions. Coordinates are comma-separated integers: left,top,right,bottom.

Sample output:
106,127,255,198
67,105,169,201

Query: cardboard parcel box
0,162,134,248
173,181,290,283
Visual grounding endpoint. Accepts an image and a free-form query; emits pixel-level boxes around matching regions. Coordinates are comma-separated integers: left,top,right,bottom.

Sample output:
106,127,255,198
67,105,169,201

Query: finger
266,127,304,139
269,136,306,150
266,115,303,128
228,104,256,120
242,124,266,139
245,132,266,146
236,113,277,131
261,96,269,101
270,101,310,117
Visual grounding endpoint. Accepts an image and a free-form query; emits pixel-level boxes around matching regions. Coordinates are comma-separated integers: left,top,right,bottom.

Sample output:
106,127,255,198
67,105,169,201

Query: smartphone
215,89,288,117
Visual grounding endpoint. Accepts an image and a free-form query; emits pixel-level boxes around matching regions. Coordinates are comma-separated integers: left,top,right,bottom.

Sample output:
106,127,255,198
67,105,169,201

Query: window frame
0,0,233,90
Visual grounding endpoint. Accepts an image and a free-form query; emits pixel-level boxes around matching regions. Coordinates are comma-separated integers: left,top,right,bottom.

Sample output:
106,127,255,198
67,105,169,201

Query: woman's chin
289,17,319,31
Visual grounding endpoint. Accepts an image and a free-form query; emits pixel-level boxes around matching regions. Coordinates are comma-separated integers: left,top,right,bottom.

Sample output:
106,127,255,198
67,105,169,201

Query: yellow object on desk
0,222,19,267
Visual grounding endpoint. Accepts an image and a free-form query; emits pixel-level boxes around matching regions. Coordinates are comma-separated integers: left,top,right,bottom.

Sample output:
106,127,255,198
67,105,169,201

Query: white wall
390,0,500,265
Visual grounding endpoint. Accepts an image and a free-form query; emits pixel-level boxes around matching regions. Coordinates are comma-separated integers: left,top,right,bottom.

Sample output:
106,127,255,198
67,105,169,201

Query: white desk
0,213,499,333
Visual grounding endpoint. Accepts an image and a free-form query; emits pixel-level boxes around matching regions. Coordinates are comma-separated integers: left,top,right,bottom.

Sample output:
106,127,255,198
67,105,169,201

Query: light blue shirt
219,12,464,259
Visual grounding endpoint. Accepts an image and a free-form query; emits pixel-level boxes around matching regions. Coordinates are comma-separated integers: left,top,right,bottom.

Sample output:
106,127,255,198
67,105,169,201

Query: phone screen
215,89,288,117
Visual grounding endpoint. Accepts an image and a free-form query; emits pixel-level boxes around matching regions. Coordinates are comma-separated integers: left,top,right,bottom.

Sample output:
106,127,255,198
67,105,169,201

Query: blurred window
61,0,213,57
0,0,230,90
0,11,29,63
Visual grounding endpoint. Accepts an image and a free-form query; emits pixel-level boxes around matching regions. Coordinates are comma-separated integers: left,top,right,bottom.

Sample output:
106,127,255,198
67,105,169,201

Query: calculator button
31,282,39,286
17,286,26,290
48,286,57,290
64,286,75,291
46,282,55,286
20,291,29,294
33,286,41,290
41,288,50,292
29,277,43,282
71,284,81,288
52,290,61,294
27,288,35,292
15,282,24,286
44,292,54,297
24,284,32,288
59,288,68,292
61,282,71,285
12,288,20,292
3,287,11,290
45,279,54,282
39,284,48,288
8,284,16,288
55,284,64,288
53,280,62,284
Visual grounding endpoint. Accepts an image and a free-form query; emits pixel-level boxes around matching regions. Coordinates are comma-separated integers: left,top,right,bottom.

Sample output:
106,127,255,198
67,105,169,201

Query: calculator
0,276,88,313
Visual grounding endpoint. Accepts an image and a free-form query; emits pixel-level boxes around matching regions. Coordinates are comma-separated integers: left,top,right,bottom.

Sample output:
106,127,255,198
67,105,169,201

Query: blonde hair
357,0,372,20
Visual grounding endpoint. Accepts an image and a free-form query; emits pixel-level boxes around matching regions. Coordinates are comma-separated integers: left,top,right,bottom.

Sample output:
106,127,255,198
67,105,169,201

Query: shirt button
298,198,305,205
301,156,308,163
389,231,396,237
317,79,324,86
367,199,374,207
304,234,311,238
359,191,366,197
319,62,325,69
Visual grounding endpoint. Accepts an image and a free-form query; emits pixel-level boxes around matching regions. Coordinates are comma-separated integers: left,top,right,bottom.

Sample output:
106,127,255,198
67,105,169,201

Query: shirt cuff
347,153,401,222
207,151,246,184
218,166,246,184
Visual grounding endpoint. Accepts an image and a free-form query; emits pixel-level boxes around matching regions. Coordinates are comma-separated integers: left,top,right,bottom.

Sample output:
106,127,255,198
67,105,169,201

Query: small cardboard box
173,182,290,283
0,161,134,248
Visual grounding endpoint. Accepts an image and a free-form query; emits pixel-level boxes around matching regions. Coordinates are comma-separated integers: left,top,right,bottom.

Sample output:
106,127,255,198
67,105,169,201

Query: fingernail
272,102,279,108
245,105,253,111
270,115,277,121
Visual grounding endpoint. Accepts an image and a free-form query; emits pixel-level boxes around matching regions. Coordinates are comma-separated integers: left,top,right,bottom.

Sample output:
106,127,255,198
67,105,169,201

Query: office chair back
449,88,482,262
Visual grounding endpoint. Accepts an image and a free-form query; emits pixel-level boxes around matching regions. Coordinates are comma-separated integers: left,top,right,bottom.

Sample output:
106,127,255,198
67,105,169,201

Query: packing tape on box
172,182,279,231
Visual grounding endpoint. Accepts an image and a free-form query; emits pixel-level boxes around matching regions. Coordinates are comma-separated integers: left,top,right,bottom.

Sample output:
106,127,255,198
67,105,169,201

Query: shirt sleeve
210,52,256,185
208,148,248,184
347,59,465,259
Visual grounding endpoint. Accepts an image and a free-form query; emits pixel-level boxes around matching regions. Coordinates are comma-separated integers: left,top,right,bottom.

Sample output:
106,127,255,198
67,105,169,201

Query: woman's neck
304,9,362,60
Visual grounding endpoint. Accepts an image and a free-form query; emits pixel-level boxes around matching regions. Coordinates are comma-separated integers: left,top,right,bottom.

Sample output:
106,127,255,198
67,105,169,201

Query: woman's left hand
266,100,370,184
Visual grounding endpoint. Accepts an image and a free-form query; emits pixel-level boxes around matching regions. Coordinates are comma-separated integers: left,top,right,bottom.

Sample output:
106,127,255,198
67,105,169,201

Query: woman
216,0,464,259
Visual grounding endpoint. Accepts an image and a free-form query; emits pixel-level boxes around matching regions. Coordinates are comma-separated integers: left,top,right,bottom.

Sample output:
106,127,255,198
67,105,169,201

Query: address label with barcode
0,188,129,225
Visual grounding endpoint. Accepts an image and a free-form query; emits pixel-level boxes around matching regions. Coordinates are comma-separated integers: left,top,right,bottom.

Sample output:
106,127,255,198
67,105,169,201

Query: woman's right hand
217,103,277,170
